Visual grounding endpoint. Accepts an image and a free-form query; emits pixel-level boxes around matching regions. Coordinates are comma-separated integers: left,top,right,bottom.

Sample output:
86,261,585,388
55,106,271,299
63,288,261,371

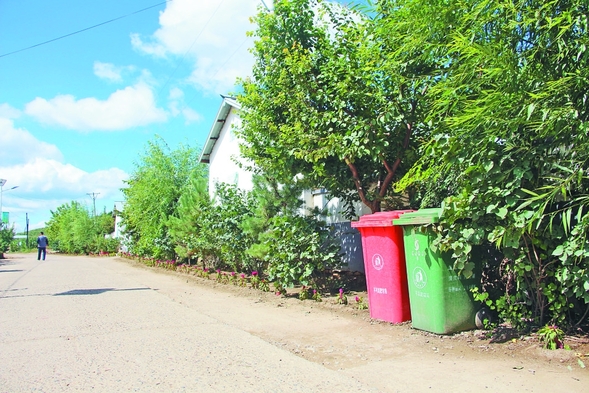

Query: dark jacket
37,235,49,248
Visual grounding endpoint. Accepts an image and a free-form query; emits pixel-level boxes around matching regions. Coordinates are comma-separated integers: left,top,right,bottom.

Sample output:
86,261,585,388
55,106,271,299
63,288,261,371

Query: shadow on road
0,287,152,299
53,287,152,296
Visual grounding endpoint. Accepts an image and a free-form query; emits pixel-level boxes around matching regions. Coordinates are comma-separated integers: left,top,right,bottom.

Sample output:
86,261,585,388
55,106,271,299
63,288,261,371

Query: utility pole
87,192,100,217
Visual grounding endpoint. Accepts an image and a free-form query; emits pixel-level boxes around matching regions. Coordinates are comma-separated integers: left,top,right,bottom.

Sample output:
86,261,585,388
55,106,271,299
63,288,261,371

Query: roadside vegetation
238,0,589,333
8,227,44,253
28,0,588,337
44,202,118,255
0,223,16,259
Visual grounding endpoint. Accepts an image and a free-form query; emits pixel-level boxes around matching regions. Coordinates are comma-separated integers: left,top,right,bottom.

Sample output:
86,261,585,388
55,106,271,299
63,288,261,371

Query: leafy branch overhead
238,0,430,213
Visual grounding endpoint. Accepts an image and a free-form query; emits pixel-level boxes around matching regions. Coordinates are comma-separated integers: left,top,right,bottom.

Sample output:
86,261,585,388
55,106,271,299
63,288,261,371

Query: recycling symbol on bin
372,253,384,271
413,267,427,289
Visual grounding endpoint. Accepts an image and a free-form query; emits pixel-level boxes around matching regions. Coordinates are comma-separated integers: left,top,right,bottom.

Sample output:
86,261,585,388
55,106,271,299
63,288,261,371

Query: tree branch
345,157,376,212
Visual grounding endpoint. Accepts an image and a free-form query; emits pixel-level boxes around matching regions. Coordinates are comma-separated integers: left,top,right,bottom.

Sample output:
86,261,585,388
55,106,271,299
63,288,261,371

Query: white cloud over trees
24,82,168,131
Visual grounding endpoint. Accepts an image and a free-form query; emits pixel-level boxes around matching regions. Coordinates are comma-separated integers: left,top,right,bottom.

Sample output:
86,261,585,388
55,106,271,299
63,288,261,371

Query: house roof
199,95,241,164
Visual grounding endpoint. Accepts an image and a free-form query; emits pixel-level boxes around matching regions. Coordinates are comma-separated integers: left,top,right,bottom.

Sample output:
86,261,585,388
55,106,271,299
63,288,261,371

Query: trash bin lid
392,208,442,225
351,210,414,228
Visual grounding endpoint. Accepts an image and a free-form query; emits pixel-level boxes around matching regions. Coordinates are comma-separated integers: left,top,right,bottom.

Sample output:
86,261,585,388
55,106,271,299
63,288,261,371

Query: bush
0,223,15,258
250,213,343,289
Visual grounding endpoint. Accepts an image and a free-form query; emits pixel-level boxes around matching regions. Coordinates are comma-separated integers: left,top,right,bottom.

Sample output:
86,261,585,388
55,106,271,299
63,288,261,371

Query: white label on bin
413,267,427,289
374,287,388,294
372,253,384,271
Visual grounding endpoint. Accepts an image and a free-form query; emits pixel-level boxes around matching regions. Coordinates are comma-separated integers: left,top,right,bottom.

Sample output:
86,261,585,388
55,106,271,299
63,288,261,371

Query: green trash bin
393,208,481,334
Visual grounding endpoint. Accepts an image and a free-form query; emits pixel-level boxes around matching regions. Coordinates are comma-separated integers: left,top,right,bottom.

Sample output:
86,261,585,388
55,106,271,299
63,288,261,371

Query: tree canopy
238,0,429,213
121,137,207,259
46,201,117,254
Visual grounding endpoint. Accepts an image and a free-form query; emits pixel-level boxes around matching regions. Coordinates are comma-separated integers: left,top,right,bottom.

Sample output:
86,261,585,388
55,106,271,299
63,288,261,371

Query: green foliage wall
0,223,15,258
393,0,589,329
46,202,118,254
166,174,343,288
121,136,207,260
107,0,588,329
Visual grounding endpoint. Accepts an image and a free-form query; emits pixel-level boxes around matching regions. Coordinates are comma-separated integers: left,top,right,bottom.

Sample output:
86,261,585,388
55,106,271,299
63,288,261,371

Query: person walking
37,232,49,260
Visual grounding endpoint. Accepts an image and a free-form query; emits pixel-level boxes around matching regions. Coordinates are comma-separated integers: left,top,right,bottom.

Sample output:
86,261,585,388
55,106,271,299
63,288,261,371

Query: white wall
208,110,253,198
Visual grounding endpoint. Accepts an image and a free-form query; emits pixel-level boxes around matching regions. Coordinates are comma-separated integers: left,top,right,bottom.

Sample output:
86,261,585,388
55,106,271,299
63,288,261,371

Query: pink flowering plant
259,278,270,292
537,325,569,350
336,288,348,305
312,289,322,302
355,296,368,310
273,282,286,296
194,266,204,278
250,271,260,289
299,286,309,300
221,272,230,284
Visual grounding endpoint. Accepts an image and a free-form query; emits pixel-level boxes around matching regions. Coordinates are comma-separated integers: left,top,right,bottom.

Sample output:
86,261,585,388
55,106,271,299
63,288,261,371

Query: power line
0,1,171,59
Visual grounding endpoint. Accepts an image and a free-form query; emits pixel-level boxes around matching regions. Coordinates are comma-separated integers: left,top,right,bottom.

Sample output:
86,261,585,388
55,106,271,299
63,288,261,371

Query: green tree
238,0,427,213
0,223,15,258
167,174,211,263
201,182,257,272
46,202,117,254
256,212,342,289
121,136,207,259
398,0,589,328
241,174,309,274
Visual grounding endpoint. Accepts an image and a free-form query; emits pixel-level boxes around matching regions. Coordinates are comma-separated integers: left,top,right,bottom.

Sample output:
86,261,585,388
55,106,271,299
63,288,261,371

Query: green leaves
45,202,117,254
121,137,206,259
0,223,16,257
401,0,589,329
262,213,342,288
238,0,426,212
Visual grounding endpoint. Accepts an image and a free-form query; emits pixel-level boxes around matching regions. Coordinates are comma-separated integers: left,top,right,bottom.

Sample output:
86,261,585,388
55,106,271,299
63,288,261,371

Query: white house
199,96,366,272
200,96,253,195
111,201,128,252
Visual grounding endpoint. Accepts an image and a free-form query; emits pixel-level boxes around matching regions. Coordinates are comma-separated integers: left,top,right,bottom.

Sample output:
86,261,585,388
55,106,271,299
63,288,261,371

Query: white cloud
2,158,127,197
24,82,168,131
0,103,21,119
167,87,203,123
182,107,202,124
93,61,137,83
168,87,184,100
1,158,128,232
131,0,259,94
0,118,63,166
93,62,127,82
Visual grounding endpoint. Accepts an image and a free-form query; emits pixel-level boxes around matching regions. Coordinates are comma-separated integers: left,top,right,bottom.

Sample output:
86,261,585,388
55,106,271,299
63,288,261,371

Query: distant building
111,201,127,252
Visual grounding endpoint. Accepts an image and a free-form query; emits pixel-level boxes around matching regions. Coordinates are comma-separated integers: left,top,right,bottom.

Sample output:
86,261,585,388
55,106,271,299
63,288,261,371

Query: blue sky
0,0,265,232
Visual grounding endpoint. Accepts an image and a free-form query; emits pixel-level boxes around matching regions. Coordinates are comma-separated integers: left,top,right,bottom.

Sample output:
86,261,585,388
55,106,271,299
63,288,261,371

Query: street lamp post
0,179,19,225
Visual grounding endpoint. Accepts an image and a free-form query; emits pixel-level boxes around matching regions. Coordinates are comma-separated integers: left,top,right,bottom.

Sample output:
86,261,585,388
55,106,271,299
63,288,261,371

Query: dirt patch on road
114,257,589,374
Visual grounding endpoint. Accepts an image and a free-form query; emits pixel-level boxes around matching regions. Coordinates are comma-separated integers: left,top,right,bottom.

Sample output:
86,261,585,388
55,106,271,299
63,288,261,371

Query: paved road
1,253,587,393
0,253,379,393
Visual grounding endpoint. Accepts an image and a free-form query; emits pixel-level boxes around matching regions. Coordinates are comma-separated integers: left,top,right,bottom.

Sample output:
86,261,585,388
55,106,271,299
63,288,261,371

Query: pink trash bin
351,211,413,323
